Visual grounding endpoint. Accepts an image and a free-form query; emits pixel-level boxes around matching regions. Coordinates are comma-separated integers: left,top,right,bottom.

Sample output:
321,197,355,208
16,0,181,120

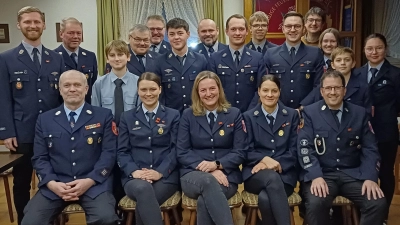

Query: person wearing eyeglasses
55,17,98,104
302,7,326,47
264,11,324,109
354,33,400,225
151,18,208,113
298,70,386,225
105,24,160,76
301,47,371,113
245,11,278,55
146,15,171,54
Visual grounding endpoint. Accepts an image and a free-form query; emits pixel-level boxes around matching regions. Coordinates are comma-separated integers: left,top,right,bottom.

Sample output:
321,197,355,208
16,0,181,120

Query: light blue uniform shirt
261,104,279,125
91,70,139,116
22,40,42,64
64,102,85,122
142,102,160,122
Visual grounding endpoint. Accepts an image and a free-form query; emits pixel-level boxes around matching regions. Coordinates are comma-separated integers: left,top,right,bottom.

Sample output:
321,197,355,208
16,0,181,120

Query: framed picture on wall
254,0,296,33
0,24,10,43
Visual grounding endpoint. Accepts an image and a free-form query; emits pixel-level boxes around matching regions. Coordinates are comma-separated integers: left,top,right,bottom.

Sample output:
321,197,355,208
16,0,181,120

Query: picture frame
0,24,10,44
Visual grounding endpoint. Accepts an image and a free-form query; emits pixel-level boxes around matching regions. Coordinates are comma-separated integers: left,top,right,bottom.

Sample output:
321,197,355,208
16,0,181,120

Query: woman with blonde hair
177,71,247,225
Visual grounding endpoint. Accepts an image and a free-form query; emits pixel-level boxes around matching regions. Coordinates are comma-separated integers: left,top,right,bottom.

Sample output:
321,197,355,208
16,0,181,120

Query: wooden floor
0,175,399,225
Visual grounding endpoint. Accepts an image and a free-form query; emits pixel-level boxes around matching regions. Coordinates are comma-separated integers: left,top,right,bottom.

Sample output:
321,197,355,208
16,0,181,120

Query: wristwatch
215,160,221,169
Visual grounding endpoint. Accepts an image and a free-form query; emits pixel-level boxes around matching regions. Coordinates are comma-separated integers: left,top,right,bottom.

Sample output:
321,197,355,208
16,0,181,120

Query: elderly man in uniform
191,19,227,60
209,14,266,112
298,70,386,225
146,15,171,54
0,6,65,224
105,24,159,76
21,70,118,225
245,11,277,55
54,17,98,103
264,11,324,109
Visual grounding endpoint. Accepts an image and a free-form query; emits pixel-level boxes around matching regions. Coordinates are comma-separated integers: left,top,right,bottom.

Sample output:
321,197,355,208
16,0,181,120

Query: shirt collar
203,41,219,52
206,109,217,118
131,48,146,57
22,40,43,56
261,103,279,118
324,55,330,63
153,41,163,50
254,39,266,49
229,45,245,58
172,48,188,57
328,103,344,112
142,102,160,115
109,70,130,84
285,42,301,53
62,44,79,56
64,102,85,118
368,60,384,71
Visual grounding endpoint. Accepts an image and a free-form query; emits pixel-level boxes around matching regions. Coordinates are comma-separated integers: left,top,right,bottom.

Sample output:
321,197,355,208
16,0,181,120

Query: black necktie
326,59,332,70
137,55,145,68
32,48,41,71
369,68,378,84
145,112,155,126
330,109,341,128
69,111,77,129
234,51,240,68
70,53,78,69
177,55,186,66
208,113,215,130
151,45,157,52
257,46,262,53
290,47,296,62
266,114,274,130
114,79,124,125
208,47,215,54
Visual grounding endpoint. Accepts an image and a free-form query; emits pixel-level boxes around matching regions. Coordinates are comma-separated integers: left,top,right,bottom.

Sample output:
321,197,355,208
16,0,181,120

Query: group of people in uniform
0,5,399,225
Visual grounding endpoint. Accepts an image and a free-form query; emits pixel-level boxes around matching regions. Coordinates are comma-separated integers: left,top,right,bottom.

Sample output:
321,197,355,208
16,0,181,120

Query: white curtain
374,0,400,59
163,0,204,47
118,0,164,42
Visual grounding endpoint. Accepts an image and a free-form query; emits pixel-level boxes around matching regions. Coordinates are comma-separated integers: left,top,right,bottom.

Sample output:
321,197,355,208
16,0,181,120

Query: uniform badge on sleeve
241,120,247,133
112,121,118,135
368,121,375,134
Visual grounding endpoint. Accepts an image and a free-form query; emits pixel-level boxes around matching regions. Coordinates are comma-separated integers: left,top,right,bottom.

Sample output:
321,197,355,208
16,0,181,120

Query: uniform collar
62,44,79,56
64,102,85,119
261,103,279,119
367,60,384,70
22,40,43,56
142,102,160,114
109,70,130,84
285,41,301,53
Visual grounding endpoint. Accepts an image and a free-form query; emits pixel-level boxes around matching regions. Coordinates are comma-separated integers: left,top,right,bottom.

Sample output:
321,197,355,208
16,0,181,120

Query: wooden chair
59,203,84,225
119,191,182,225
0,168,14,223
301,196,359,225
395,145,400,195
241,191,302,225
181,191,242,225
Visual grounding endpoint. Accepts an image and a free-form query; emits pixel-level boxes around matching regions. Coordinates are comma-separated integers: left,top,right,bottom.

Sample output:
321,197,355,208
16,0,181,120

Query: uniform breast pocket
161,75,178,90
269,68,285,79
189,73,197,81
83,130,103,148
314,130,329,154
347,132,362,150
102,97,114,107
43,132,62,149
47,74,60,91
299,67,316,83
10,74,30,96
154,125,171,145
124,96,137,107
244,67,258,85
216,68,232,84
82,67,94,81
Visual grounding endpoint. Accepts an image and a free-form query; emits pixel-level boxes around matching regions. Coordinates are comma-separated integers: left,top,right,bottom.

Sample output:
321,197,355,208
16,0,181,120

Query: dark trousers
377,140,398,220
113,164,125,206
180,171,238,225
11,143,34,225
303,171,386,225
124,179,179,225
244,170,294,225
21,191,118,225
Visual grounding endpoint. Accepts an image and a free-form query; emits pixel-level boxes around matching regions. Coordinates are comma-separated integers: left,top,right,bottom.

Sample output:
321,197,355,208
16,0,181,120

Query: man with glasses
298,70,386,225
246,11,277,55
55,17,98,103
264,11,324,109
302,7,326,47
191,19,227,60
146,15,171,54
105,24,159,76
301,7,326,47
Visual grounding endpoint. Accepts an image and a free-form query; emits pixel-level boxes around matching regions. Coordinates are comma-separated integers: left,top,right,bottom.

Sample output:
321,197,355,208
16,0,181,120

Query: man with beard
191,19,227,60
54,17,98,103
105,24,160,76
246,11,277,55
209,14,266,112
151,18,208,113
146,15,171,54
0,6,65,225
